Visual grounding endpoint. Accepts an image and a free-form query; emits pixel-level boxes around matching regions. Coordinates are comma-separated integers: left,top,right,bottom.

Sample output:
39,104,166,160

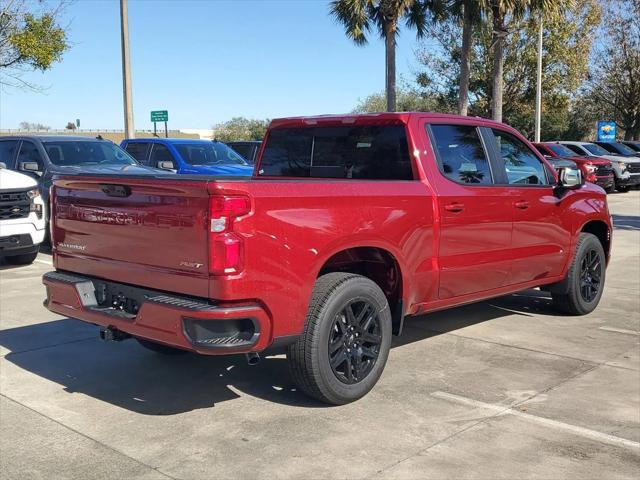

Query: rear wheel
287,273,392,405
136,338,189,355
552,233,605,315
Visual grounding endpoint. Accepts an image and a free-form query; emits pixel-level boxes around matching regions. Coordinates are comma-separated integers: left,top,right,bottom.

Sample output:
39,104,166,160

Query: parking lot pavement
1,192,638,480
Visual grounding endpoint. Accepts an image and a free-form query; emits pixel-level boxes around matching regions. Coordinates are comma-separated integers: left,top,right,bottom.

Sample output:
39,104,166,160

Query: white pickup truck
0,164,46,264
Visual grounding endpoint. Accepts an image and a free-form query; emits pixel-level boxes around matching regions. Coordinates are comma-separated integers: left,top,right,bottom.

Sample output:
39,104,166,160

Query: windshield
176,142,248,166
584,144,610,156
610,143,637,155
549,144,578,157
43,141,137,166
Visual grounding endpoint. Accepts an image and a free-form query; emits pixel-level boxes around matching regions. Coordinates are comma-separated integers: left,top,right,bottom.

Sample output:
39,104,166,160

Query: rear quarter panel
209,179,435,339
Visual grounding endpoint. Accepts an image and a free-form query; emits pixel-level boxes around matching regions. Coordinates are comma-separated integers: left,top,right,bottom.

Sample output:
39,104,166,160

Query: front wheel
616,184,630,193
552,233,606,315
287,273,392,405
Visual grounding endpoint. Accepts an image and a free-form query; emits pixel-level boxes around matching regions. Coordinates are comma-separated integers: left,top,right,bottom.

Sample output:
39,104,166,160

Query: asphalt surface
1,191,639,480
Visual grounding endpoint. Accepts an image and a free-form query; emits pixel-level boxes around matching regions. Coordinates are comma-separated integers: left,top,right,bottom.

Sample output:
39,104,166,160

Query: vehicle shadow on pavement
612,214,640,231
0,290,553,414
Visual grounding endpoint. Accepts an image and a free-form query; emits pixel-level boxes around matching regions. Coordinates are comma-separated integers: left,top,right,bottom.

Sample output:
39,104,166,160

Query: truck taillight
209,195,250,275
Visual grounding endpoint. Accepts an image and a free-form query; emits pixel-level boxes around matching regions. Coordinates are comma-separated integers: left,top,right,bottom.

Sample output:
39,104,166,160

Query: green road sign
76,118,80,128
150,110,168,122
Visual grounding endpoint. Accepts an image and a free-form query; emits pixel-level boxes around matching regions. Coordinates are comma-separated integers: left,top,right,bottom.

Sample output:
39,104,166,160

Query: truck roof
122,138,214,145
0,135,111,142
268,112,508,129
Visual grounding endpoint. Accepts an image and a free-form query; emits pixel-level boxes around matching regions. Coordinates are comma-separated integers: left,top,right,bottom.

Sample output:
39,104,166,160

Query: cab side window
429,124,493,185
17,141,44,170
492,130,550,185
149,144,175,168
125,142,150,164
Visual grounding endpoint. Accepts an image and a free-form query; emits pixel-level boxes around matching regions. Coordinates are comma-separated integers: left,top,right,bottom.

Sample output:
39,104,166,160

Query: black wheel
552,233,606,315
136,338,189,355
287,272,392,405
4,251,38,265
616,184,630,193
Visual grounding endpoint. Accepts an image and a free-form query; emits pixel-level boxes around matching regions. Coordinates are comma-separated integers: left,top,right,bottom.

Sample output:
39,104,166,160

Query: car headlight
619,162,627,171
585,163,597,174
27,189,43,218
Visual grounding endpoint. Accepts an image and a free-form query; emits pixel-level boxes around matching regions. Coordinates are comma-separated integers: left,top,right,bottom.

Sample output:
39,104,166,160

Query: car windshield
584,144,610,156
610,143,637,155
43,141,137,166
549,144,578,157
175,142,248,166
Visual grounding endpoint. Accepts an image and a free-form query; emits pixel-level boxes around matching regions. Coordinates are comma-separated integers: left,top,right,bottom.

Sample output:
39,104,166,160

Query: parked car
0,164,46,264
225,141,262,164
594,141,640,158
559,141,640,192
121,138,254,176
0,136,163,211
44,113,611,405
532,142,614,191
621,141,640,153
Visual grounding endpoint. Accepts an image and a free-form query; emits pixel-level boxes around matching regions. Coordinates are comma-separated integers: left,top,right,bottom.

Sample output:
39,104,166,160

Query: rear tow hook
99,327,131,342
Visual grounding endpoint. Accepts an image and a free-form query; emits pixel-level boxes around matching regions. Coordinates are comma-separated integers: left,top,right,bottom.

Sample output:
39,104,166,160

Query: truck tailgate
52,177,211,297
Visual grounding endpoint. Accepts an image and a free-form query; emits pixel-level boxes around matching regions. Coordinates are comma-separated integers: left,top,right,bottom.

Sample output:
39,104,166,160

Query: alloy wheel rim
580,248,602,303
328,299,382,384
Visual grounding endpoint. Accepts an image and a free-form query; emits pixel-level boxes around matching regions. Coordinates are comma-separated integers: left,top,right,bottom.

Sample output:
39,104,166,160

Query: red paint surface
45,113,612,354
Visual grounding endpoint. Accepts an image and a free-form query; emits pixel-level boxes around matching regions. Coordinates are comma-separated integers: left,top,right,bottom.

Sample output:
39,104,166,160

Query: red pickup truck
43,113,611,404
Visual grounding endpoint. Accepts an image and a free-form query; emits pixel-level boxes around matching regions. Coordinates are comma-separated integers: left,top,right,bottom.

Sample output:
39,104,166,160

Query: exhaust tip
245,352,260,366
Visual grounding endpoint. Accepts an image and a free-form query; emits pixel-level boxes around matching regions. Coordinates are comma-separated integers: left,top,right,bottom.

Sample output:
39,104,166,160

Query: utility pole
120,0,135,139
534,17,543,143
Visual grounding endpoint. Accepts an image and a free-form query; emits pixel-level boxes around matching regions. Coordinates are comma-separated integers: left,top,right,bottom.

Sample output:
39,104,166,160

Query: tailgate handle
100,184,131,197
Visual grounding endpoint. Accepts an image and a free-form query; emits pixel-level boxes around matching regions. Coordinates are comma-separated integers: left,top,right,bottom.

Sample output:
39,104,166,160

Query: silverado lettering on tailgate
56,203,196,228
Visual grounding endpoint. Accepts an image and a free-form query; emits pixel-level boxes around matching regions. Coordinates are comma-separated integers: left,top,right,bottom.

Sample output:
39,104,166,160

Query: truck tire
616,185,630,193
4,251,38,265
552,233,606,315
287,272,392,405
136,338,189,355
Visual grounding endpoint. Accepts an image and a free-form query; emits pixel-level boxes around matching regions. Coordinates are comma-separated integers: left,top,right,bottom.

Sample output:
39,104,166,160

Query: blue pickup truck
121,138,254,176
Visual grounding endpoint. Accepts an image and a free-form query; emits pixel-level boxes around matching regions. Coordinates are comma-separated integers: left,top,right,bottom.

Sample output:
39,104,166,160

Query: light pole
120,0,134,139
534,17,543,143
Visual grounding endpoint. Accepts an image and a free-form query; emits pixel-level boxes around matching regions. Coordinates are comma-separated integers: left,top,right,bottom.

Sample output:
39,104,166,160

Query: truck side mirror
557,167,583,189
0,162,6,169
20,161,41,173
157,161,175,170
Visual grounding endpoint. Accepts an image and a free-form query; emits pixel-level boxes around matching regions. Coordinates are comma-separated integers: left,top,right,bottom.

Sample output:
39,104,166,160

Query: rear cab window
258,124,414,180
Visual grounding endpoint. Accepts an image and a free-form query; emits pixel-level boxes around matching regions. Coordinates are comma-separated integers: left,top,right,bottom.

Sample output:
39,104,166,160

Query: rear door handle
444,202,465,213
514,200,529,210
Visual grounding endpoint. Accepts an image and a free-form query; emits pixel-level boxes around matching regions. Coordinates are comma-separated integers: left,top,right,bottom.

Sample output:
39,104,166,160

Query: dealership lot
1,192,638,480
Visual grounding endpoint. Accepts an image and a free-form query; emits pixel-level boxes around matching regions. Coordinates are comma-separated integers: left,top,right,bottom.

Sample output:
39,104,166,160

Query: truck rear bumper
42,271,272,355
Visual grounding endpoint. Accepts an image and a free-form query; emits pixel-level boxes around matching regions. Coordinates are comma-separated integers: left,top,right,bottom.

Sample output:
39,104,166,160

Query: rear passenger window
492,130,550,185
259,125,413,180
125,143,150,163
429,125,492,184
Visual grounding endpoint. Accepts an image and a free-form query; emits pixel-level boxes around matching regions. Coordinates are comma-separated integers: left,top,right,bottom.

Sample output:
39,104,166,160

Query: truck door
424,122,514,299
488,128,571,284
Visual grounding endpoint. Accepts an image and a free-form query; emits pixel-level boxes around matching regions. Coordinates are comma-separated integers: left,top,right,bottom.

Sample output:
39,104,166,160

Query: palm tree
330,0,442,112
488,0,567,122
455,0,485,115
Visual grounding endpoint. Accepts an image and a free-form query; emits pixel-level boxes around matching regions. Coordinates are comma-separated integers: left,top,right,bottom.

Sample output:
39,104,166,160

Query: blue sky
1,0,422,130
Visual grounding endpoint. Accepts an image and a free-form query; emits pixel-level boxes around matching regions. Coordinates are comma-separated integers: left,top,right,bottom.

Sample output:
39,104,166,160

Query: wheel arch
317,245,406,335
